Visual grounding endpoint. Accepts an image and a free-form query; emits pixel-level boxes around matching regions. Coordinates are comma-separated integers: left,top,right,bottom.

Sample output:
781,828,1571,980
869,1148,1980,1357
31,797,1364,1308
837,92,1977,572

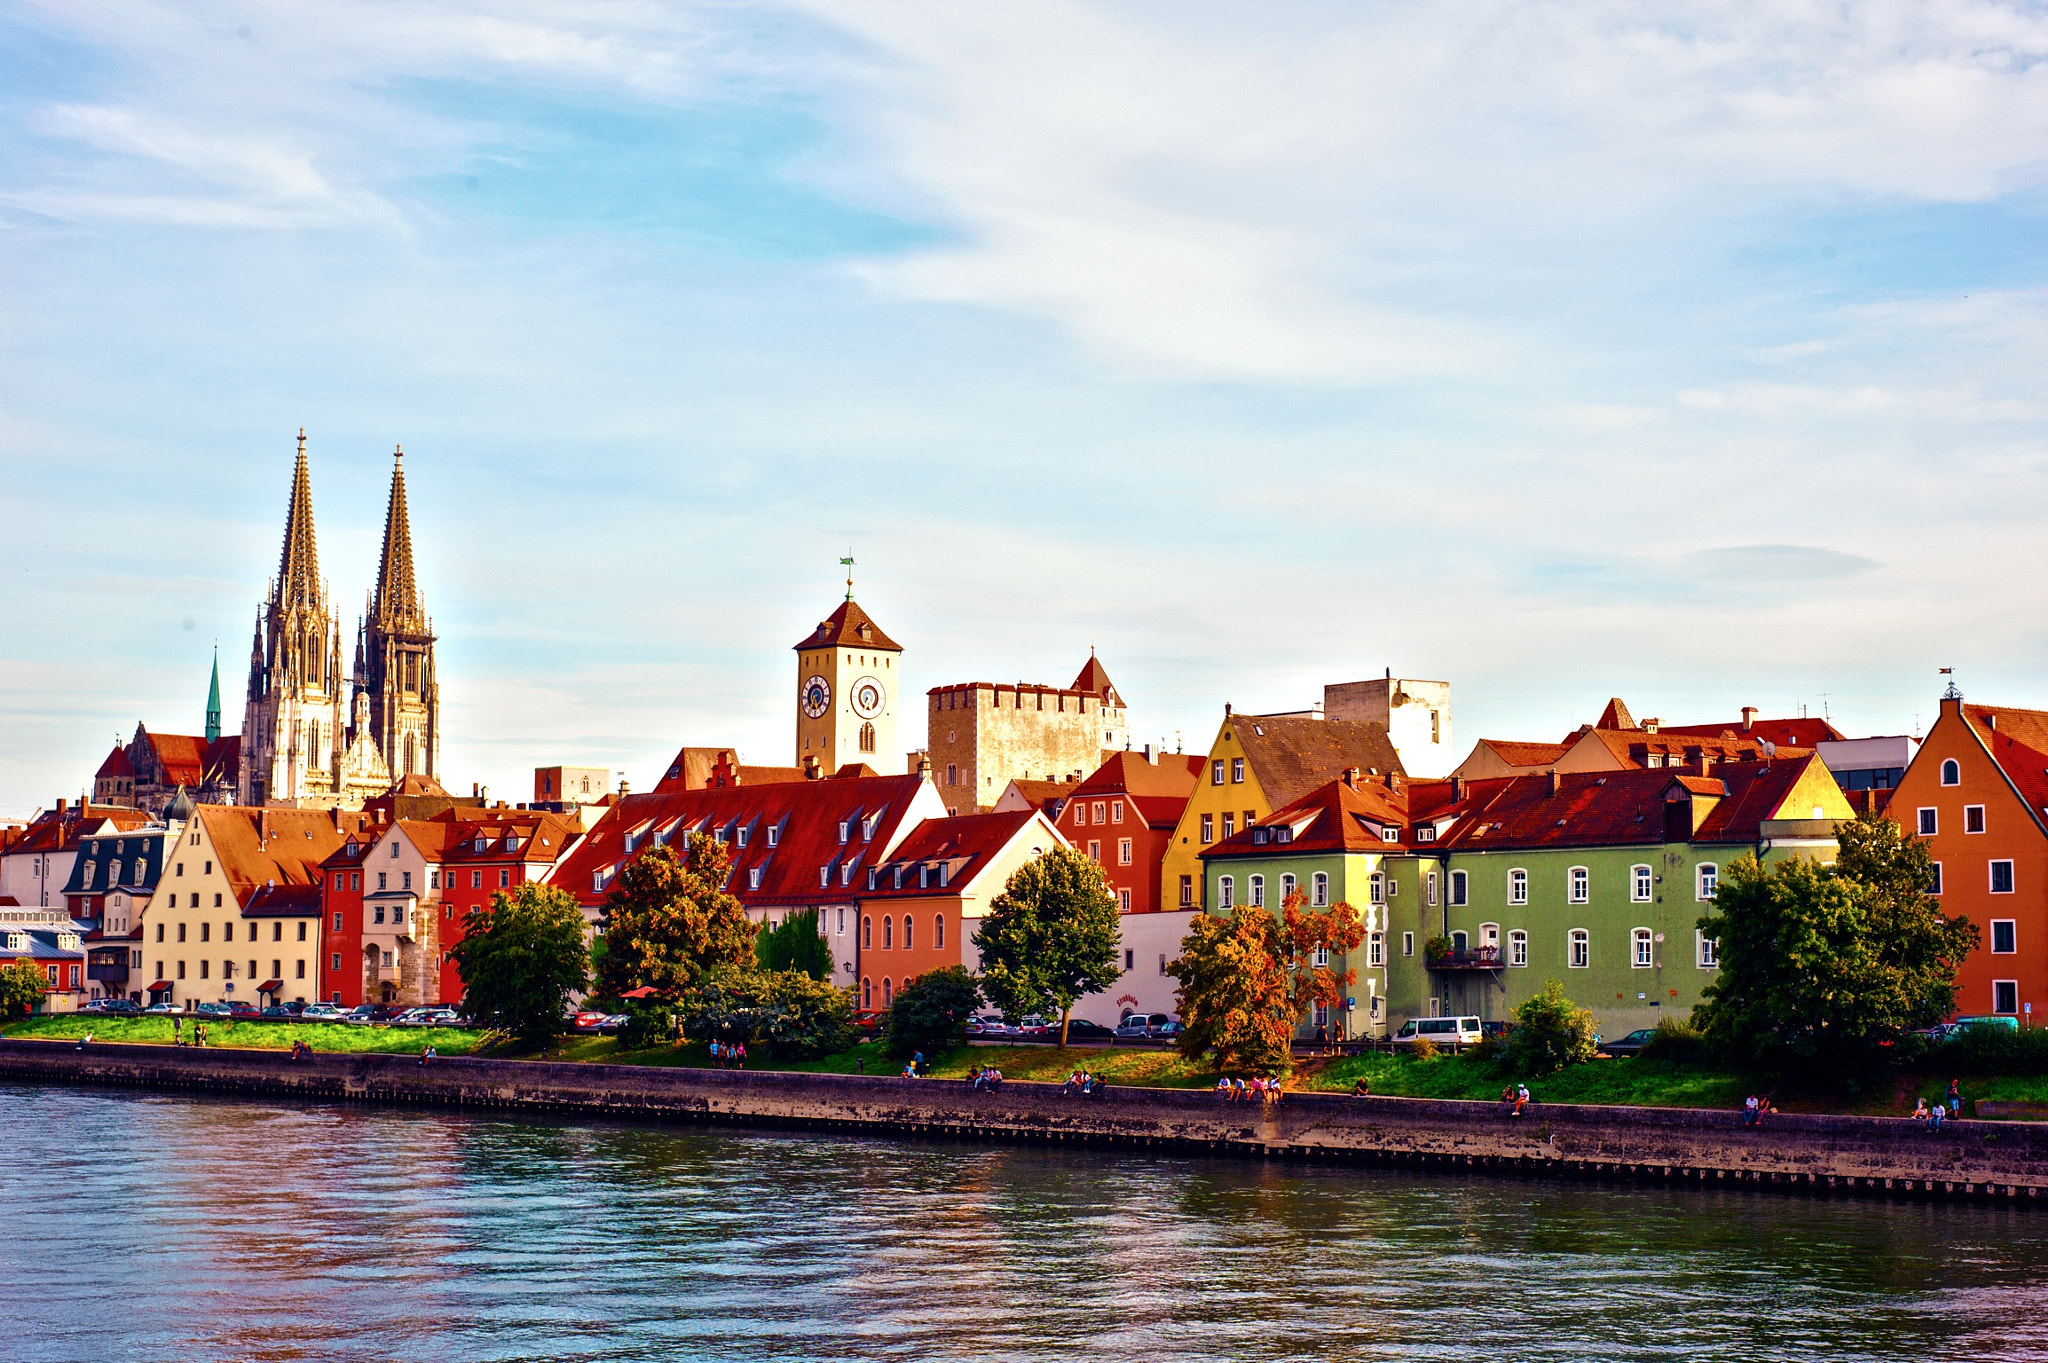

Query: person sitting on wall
1217,1076,1234,1101
1928,1101,1946,1133
1912,1098,1931,1126
985,1066,1003,1091
1513,1084,1530,1117
1353,1078,1371,1098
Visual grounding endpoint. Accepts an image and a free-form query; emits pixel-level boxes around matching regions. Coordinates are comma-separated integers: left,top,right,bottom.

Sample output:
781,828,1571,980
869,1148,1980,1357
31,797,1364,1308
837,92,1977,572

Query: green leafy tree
594,834,755,999
0,960,49,1019
887,966,983,1058
755,907,837,982
678,969,857,1061
1508,980,1599,1075
1695,822,1978,1071
450,883,591,1045
972,846,1122,1047
1170,891,1365,1075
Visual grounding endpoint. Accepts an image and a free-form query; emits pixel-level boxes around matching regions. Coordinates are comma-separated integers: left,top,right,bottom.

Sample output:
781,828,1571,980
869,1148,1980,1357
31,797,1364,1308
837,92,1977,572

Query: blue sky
2,1,2045,815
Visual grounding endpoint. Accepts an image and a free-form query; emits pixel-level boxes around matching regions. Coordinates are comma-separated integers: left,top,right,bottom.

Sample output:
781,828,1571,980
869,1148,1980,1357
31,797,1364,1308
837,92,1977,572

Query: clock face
801,675,832,719
850,676,886,719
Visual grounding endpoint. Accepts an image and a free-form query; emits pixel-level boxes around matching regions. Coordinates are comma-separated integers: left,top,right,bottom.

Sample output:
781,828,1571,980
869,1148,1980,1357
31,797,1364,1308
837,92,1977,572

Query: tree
755,907,837,982
594,834,756,999
678,968,857,1060
450,883,591,1045
1508,980,1599,1075
0,960,48,1019
1695,824,1978,1072
972,846,1122,1047
887,966,983,1058
1169,891,1366,1075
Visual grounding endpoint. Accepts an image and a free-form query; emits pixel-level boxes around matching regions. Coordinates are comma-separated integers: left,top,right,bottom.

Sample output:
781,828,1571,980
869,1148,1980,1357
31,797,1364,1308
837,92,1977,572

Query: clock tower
793,588,903,775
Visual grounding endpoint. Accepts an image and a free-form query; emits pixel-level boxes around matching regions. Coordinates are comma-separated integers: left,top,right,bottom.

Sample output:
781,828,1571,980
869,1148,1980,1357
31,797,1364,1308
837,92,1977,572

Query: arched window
862,976,872,1009
1569,929,1590,968
1249,874,1265,908
1509,869,1528,905
1632,865,1653,902
1280,873,1296,905
862,916,872,949
859,722,876,754
883,977,893,1006
1450,870,1468,906
1941,758,1960,786
1696,863,1719,901
1219,876,1235,909
306,719,321,759
1568,866,1589,904
934,915,945,950
1312,872,1329,906
883,917,893,949
1632,927,1655,967
1507,928,1527,967
902,915,913,950
404,734,417,776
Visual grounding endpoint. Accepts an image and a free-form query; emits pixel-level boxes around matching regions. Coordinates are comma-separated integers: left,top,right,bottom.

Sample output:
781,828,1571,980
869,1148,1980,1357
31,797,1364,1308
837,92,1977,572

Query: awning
620,986,661,1000
145,980,173,992
256,979,285,993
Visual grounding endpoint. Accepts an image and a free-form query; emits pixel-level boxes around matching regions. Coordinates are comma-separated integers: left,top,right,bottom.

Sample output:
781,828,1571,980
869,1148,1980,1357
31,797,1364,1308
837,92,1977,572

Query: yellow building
1158,710,1404,912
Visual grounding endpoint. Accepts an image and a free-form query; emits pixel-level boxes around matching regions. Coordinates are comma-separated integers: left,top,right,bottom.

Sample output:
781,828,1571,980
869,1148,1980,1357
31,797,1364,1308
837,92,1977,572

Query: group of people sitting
1499,1083,1532,1117
1913,1083,1964,1130
289,1040,314,1061
707,1039,748,1069
1216,1076,1281,1104
967,1064,1004,1091
1741,1094,1779,1126
1060,1070,1109,1097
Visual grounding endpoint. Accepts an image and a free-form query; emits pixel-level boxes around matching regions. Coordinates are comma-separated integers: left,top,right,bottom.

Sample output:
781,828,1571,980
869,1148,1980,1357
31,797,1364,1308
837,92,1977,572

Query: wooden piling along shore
4,1038,2045,1203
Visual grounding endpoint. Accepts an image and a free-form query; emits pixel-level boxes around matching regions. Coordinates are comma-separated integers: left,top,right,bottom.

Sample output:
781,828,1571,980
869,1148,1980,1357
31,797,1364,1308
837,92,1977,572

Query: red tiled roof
1232,714,1406,808
654,746,807,794
856,810,1048,898
1661,717,1846,746
95,745,134,779
10,804,152,854
1477,739,1571,768
1443,757,1826,851
199,807,364,904
1069,751,1204,827
1206,774,1414,859
1963,706,2048,826
1070,653,1120,704
1001,778,1078,812
1577,728,1795,768
792,598,901,652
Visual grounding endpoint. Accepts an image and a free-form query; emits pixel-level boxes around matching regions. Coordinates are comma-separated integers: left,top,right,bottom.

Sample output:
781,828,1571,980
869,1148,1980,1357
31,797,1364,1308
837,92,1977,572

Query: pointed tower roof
276,428,321,607
793,599,901,652
372,445,423,626
1071,651,1119,704
205,646,222,743
1595,697,1636,731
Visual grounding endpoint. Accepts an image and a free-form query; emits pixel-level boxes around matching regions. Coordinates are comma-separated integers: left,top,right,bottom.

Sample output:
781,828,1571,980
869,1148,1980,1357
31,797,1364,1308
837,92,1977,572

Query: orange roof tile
792,598,901,652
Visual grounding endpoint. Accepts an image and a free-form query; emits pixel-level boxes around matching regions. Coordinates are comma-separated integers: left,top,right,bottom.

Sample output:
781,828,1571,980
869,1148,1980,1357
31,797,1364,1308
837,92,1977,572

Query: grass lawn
1297,1050,1752,1110
2,1014,485,1056
501,1036,1222,1087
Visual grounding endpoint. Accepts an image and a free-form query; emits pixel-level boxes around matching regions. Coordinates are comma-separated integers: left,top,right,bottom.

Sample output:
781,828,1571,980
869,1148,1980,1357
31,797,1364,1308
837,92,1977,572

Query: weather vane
840,551,856,601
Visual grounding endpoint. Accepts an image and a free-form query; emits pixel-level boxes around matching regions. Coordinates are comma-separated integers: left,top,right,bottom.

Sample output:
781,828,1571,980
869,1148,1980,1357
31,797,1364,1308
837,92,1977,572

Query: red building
316,833,372,1006
1053,751,1204,914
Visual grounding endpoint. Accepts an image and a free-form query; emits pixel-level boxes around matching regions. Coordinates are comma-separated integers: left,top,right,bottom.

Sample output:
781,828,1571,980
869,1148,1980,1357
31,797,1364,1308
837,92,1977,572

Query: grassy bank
2,1015,485,1056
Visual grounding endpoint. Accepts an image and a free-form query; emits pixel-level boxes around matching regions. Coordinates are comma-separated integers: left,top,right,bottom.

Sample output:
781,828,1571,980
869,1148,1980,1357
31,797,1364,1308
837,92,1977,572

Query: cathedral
239,432,441,808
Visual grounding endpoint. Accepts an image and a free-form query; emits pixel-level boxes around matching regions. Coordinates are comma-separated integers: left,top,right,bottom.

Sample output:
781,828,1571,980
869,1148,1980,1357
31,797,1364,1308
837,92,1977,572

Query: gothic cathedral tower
240,431,347,806
355,447,439,783
793,576,902,775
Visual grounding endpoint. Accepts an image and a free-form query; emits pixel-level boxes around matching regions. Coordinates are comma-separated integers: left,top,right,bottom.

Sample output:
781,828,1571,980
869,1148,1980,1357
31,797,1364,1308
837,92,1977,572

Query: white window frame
1632,927,1654,968
1993,979,2019,1014
1369,872,1385,905
1941,759,1960,786
1118,838,1133,866
1279,873,1296,904
1368,932,1384,967
1568,866,1589,904
1381,826,1400,843
1965,804,1986,834
1219,876,1235,909
1632,864,1652,902
1449,869,1467,906
1991,859,2015,894
1990,918,2017,954
1697,932,1718,969
1425,872,1438,907
1249,874,1265,908
1568,928,1590,969
1917,807,1938,837
1313,945,1330,968
1509,868,1528,905
1508,929,1528,967
1312,872,1329,906
1402,931,1415,957
1696,863,1718,901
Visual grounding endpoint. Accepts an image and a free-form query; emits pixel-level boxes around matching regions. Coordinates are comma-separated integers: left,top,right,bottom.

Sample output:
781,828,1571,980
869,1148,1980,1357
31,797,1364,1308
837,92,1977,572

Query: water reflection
2,1083,2043,1362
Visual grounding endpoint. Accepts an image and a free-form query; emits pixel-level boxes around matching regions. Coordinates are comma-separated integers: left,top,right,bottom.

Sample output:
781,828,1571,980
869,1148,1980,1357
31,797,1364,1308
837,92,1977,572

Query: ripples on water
3,1083,2044,1362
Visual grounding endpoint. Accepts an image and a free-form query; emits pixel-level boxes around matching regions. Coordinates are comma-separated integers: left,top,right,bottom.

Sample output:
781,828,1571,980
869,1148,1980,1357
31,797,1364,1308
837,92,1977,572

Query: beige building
141,805,365,1008
927,654,1129,814
1325,675,1454,778
794,597,905,777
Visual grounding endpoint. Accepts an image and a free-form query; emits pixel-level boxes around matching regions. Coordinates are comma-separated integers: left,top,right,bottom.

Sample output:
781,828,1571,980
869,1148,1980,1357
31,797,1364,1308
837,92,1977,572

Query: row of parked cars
959,1012,1185,1042
82,998,467,1027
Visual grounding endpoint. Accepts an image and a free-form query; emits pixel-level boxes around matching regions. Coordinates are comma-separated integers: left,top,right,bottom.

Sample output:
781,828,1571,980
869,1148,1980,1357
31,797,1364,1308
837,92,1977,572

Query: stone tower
793,578,902,776
240,431,347,806
354,446,439,783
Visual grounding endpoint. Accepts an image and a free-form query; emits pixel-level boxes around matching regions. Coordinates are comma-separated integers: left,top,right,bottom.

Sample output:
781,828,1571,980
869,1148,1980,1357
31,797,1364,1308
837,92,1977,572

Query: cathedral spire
205,645,221,743
373,444,422,626
276,428,321,608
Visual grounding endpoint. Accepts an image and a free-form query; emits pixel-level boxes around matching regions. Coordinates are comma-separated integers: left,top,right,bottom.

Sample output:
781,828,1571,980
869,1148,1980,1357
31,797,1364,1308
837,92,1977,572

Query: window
1219,876,1235,909
1449,870,1467,906
1509,869,1528,905
883,978,893,1007
1941,759,1960,786
377,872,387,891
1280,873,1296,904
819,866,831,889
1368,933,1384,967
1966,805,1986,834
1179,875,1194,907
1370,872,1385,905
334,873,344,891
1425,871,1439,907
1118,839,1132,866
1200,814,1214,844
935,916,945,949
862,917,872,949
748,869,761,890
1563,866,1589,904
1313,945,1330,968
1991,919,2016,954
201,923,210,942
498,869,511,888
1381,825,1399,843
1930,862,1943,894
1221,814,1235,840
1696,864,1719,900
1568,929,1590,968
837,908,845,935
1111,800,1124,823
1401,932,1415,957
1249,875,1264,908
297,922,306,941
1092,801,1106,824
331,953,341,973
402,871,412,891
946,764,958,787
1633,927,1654,967
1994,980,2019,1014
1917,808,1938,836
1632,865,1653,902
862,977,873,1009
1992,860,2015,894
736,828,749,848
1118,888,1131,911
902,916,912,950
1508,929,1528,967
1312,872,1328,907
1212,760,1226,785
1698,932,1718,969
859,722,875,754
1231,757,1245,783
767,826,780,847
295,959,305,979
471,870,482,889
1087,840,1101,863
157,924,165,943
1415,825,1437,843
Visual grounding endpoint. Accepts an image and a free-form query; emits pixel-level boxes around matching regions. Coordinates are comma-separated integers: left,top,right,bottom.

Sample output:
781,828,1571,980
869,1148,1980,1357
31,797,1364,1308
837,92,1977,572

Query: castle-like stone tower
354,447,439,783
240,431,348,806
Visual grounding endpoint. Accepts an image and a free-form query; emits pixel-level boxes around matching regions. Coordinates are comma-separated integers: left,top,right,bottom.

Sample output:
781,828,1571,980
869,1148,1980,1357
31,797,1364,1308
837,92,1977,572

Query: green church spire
205,645,222,743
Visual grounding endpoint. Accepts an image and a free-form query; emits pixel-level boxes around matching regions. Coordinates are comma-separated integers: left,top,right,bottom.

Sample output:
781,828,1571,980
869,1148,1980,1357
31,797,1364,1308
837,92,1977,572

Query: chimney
1343,767,1360,790
330,807,343,831
1988,713,1998,731
916,756,932,779
1699,752,1714,776
1386,772,1399,790
376,808,387,825
1224,702,1232,716
56,798,67,816
804,754,822,780
1548,769,1561,796
1741,706,1758,730
1142,743,1153,761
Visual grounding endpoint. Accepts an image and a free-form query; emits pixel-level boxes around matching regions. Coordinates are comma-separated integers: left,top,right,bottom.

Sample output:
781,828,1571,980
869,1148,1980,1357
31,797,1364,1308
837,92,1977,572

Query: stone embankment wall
3,1039,2044,1203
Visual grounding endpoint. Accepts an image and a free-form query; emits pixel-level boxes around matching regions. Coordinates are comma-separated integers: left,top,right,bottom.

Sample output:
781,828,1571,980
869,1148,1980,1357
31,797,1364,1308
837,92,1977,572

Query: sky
1,0,2045,817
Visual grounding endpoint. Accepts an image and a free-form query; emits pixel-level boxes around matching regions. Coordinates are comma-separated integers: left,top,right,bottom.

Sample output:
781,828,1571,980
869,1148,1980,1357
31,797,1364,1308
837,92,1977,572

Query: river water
5,1083,2045,1362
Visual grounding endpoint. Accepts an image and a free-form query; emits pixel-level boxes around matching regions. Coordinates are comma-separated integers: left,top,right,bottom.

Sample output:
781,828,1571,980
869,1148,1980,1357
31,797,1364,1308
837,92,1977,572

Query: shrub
755,908,837,982
1409,1036,1439,1062
679,969,856,1060
614,998,674,1050
1422,935,1453,965
1508,980,1598,1075
886,967,983,1058
1931,1023,2048,1076
1638,1015,1711,1066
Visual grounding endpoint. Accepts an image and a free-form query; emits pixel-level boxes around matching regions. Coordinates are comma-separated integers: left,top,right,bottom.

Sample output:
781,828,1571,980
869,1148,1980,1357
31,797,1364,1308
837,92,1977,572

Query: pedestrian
1315,1023,1328,1055
1353,1077,1371,1098
736,1042,747,1070
913,1049,925,1076
173,1015,182,1047
1947,1079,1963,1119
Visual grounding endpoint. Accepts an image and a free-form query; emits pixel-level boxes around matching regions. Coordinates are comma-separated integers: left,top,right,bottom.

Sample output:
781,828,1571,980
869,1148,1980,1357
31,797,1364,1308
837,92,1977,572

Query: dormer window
938,863,950,888
819,865,831,888
749,868,762,890
473,836,489,855
736,827,749,849
1381,826,1400,843
1252,828,1268,845
862,817,876,842
505,834,521,853
1274,827,1293,845
766,825,780,848
1416,825,1436,842
837,821,849,843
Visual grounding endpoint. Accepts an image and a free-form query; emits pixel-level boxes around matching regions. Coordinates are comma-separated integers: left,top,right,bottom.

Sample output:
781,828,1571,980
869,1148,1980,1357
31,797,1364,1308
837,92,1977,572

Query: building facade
1324,675,1455,778
926,655,1129,814
794,598,905,778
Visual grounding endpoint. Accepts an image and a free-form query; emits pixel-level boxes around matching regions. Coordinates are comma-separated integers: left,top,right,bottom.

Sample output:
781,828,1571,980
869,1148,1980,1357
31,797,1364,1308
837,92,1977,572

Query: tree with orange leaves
1170,888,1364,1075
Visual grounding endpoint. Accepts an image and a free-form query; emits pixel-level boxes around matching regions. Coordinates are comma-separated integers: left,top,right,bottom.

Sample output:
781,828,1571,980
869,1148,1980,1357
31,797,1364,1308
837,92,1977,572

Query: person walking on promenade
913,1049,925,1077
736,1042,747,1070
172,1015,182,1047
1947,1079,1963,1119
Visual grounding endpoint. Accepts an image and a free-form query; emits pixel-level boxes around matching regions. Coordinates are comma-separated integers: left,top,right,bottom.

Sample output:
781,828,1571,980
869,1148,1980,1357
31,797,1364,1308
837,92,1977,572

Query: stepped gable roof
1596,698,1636,731
1475,739,1571,768
793,598,900,652
1961,706,2048,824
1071,752,1205,824
1206,773,1413,859
1071,653,1120,704
1442,757,1825,851
198,806,360,904
1232,713,1406,809
556,772,935,909
857,810,1044,897
1661,716,1846,746
95,745,134,780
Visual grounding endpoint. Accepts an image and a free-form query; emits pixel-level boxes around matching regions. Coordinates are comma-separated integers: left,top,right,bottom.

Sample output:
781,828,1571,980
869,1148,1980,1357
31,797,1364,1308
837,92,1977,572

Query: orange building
1887,691,2048,1022
1053,750,1204,914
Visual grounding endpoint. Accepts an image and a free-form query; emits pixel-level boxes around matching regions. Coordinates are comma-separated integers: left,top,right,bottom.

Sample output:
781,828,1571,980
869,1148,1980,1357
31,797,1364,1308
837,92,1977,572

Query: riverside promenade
4,1037,2045,1202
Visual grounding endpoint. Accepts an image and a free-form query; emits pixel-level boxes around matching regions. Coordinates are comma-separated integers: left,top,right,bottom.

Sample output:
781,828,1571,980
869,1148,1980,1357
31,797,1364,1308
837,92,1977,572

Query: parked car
597,1013,629,1036
1392,1016,1483,1050
301,1002,347,1021
1060,1019,1116,1043
1152,1020,1184,1040
1955,1015,2021,1033
142,1002,184,1015
1597,1028,1659,1058
389,1008,435,1027
193,1002,232,1020
569,1010,609,1033
259,1006,295,1021
851,1010,886,1038
964,1016,1008,1036
1114,1013,1171,1039
225,1002,261,1021
98,999,144,1017
1015,1014,1053,1036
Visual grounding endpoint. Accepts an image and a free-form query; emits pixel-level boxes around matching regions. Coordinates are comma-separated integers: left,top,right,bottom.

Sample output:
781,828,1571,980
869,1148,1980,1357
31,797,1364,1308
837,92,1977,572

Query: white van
1392,1016,1483,1049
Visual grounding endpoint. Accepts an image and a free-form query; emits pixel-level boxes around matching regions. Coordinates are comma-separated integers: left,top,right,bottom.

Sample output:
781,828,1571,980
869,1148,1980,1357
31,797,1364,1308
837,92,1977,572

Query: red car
569,1010,609,1033
225,1001,262,1021
851,1010,886,1037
